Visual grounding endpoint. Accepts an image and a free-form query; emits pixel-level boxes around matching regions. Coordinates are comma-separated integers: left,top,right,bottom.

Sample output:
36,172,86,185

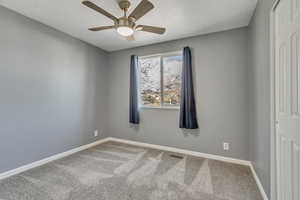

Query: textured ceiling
0,0,257,51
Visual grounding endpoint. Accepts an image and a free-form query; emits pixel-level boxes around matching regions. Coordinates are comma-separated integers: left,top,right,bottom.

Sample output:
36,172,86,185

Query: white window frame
138,51,183,110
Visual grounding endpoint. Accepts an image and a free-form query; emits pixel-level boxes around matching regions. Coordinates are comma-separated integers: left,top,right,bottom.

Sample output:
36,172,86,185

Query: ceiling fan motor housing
116,16,135,29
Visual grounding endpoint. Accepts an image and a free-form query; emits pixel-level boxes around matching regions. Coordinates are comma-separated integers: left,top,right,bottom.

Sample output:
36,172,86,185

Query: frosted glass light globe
117,26,134,36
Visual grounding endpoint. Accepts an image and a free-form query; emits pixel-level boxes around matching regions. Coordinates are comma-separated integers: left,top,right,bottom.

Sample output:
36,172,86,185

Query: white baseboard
0,138,110,180
0,136,268,200
250,164,269,200
106,137,251,166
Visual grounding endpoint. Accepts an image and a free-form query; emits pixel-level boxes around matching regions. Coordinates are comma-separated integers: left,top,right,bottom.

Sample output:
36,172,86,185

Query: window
139,52,182,108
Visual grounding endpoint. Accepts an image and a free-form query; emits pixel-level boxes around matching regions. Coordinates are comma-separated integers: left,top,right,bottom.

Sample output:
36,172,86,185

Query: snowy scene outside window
138,52,182,108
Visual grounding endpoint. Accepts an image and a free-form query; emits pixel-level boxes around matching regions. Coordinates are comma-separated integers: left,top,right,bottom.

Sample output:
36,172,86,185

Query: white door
275,0,300,199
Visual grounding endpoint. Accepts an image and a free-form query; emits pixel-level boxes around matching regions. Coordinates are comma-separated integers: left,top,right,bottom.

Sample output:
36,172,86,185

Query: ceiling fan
82,0,166,40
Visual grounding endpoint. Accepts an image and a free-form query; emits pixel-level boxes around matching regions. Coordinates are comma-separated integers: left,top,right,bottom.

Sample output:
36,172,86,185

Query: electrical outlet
94,130,98,137
223,142,229,151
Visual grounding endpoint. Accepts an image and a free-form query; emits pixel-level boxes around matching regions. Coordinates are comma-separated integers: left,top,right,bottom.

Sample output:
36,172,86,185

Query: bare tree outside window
139,52,182,108
163,55,182,107
139,57,161,107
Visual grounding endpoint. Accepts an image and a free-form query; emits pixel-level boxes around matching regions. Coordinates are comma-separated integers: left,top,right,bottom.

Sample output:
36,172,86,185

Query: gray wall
248,0,275,197
107,28,251,160
0,4,274,197
0,6,109,173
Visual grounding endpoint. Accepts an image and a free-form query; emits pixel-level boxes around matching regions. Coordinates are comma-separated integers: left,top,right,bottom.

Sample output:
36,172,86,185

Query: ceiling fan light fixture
116,26,134,36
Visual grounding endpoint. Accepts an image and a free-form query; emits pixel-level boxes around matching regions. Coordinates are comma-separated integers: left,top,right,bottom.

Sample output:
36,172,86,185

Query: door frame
270,0,281,200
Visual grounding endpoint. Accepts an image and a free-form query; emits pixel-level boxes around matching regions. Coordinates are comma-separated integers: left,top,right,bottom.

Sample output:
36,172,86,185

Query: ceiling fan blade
126,35,135,41
82,1,118,22
136,25,166,34
129,0,154,21
88,26,115,31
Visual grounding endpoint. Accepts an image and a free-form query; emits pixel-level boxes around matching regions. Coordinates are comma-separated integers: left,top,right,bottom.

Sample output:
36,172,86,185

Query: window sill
140,106,180,110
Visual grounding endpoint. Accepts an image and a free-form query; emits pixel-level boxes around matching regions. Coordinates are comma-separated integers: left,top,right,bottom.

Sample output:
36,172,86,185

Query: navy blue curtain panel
129,55,140,124
179,47,199,129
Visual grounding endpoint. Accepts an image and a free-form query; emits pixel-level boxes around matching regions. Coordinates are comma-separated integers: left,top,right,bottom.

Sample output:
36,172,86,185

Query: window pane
163,55,182,107
139,57,161,107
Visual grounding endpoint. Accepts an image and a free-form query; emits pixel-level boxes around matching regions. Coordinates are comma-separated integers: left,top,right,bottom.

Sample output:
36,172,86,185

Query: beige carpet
0,141,262,200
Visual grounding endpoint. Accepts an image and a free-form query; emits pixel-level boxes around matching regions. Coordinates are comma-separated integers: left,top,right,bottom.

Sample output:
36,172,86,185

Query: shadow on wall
129,122,200,138
129,123,140,131
181,128,200,137
129,122,200,137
